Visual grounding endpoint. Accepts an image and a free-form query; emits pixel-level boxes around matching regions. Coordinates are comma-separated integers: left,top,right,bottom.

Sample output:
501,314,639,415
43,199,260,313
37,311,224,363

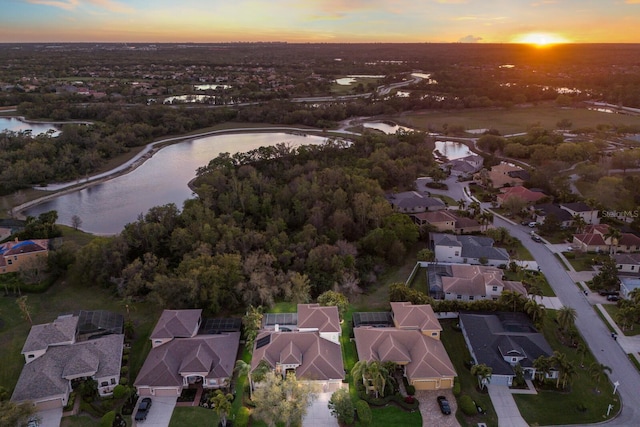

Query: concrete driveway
132,396,177,427
302,384,345,427
414,389,460,427
33,408,62,427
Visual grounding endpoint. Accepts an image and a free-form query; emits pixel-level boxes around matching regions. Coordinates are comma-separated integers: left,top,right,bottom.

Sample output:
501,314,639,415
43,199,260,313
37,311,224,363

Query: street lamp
607,404,614,416
613,380,620,395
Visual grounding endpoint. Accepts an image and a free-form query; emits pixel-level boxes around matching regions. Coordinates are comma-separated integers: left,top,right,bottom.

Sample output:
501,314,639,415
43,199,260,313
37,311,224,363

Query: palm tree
533,355,552,384
557,306,577,333
615,306,636,331
589,362,612,393
470,363,493,391
572,214,587,234
551,351,570,389
499,290,526,312
528,284,543,303
561,362,576,390
457,199,467,211
604,226,622,255
235,360,253,399
629,288,640,305
576,343,588,368
524,299,546,327
469,201,481,218
211,390,234,427
352,360,391,398
479,211,494,232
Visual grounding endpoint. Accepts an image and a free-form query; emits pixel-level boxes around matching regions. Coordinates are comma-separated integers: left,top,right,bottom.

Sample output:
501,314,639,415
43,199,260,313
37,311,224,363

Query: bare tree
16,296,33,325
71,215,83,230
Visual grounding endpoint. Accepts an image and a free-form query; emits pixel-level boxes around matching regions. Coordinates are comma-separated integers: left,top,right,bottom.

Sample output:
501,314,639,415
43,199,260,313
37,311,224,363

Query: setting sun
514,32,570,47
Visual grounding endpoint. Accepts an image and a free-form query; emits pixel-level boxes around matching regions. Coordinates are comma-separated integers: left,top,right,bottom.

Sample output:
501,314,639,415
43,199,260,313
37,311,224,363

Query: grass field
395,104,640,135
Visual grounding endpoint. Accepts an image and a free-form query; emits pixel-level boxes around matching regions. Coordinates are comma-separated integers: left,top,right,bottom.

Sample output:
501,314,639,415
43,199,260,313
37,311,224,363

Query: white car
528,222,537,228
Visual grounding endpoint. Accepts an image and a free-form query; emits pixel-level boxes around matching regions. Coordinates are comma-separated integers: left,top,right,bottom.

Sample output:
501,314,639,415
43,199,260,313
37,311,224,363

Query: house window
111,378,116,385
28,354,34,358
492,286,498,291
456,295,462,300
7,259,12,265
469,296,475,301
209,379,217,385
154,340,162,345
455,251,459,256
14,256,17,260
431,332,438,337
511,358,517,363
101,381,108,387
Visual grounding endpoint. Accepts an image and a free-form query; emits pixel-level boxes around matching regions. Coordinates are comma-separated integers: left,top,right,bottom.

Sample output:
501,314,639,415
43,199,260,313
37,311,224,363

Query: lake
25,132,328,235
363,121,413,134
0,117,60,136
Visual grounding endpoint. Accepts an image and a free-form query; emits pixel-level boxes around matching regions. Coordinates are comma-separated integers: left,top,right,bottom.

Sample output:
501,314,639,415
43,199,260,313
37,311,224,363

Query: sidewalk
595,304,640,363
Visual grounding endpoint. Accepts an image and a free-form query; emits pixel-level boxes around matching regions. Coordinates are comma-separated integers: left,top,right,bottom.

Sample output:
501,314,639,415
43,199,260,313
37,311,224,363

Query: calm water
25,133,327,235
0,117,60,136
363,121,413,134
434,141,472,160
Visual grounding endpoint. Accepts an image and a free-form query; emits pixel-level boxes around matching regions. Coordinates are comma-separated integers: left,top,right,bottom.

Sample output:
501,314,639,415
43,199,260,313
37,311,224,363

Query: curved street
493,216,640,426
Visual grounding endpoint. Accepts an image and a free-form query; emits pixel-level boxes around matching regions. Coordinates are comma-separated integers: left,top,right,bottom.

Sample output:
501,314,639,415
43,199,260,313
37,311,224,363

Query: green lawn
60,415,106,427
169,406,219,427
360,405,422,427
439,319,498,427
396,104,640,136
513,310,619,426
564,252,607,272
601,304,640,336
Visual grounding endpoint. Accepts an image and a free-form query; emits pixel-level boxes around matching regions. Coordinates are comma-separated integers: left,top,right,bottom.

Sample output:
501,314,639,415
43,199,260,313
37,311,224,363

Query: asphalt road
494,217,640,425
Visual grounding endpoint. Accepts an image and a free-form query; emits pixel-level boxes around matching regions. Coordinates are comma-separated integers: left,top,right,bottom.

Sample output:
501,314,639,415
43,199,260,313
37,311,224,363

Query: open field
395,104,640,135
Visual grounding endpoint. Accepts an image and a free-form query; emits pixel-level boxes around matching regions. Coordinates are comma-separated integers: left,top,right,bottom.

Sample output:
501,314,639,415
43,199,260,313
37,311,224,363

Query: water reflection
25,133,327,235
363,122,413,134
335,75,385,86
0,117,60,136
434,141,471,160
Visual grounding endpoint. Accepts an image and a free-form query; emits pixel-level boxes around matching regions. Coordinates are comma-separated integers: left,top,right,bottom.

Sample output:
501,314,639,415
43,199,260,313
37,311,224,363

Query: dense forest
71,131,434,314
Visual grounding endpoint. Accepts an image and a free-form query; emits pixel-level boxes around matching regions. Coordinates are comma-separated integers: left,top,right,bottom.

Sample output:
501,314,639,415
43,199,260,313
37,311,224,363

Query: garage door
36,398,63,411
412,380,437,391
153,388,180,397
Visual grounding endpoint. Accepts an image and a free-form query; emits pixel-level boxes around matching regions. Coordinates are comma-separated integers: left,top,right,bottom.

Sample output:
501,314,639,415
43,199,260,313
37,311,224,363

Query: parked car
599,289,619,297
607,294,620,302
135,398,152,422
531,235,542,242
528,222,538,228
437,395,451,415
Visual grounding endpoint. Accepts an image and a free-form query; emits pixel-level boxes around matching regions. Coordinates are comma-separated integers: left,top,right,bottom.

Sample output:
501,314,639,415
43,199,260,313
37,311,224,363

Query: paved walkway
595,304,640,360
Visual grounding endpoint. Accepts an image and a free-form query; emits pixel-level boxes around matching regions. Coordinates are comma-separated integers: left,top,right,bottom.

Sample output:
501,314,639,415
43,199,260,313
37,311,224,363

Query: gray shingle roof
12,334,124,403
150,309,202,340
22,315,79,353
459,312,552,376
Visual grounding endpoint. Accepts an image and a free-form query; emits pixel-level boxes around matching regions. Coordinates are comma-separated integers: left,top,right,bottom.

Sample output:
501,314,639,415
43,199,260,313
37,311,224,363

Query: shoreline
11,125,352,222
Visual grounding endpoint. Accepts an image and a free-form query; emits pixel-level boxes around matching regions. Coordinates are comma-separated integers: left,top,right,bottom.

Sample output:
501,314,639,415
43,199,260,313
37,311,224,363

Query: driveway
486,386,527,427
132,396,177,427
302,389,340,427
34,408,62,427
414,389,460,427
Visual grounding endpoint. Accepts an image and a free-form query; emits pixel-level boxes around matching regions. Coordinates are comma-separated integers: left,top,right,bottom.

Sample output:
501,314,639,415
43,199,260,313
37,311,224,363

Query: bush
120,366,129,376
112,385,128,400
119,377,128,386
404,396,415,404
63,392,76,411
121,354,129,364
406,385,416,396
355,400,372,425
99,411,115,427
452,378,461,397
459,394,477,416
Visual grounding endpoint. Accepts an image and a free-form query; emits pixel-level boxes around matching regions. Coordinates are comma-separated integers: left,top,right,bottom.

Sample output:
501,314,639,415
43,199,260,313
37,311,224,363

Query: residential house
430,233,510,266
11,313,124,411
134,310,241,397
615,253,640,274
353,302,456,391
459,312,556,387
0,218,25,240
619,277,640,300
497,186,546,207
385,191,446,213
0,239,49,274
445,154,484,177
485,162,530,189
573,224,640,253
533,204,573,228
411,210,482,234
251,304,344,389
560,202,599,225
426,263,526,301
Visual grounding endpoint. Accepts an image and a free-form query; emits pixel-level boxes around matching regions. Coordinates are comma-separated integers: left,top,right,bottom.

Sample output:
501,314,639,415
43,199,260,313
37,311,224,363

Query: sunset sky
2,0,640,44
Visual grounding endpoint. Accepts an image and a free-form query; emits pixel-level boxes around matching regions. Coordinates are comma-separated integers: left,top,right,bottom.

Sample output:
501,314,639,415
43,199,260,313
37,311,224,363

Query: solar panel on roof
255,334,271,349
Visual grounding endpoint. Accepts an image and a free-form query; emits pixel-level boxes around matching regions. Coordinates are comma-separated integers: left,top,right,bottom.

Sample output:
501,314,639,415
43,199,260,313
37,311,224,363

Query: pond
25,132,328,235
335,75,385,86
434,140,472,160
0,117,61,136
363,121,414,134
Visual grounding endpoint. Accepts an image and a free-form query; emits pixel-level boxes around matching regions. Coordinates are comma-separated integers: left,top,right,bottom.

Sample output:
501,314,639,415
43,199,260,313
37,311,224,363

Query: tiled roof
354,328,456,381
251,331,344,381
22,315,78,353
135,332,240,388
561,202,593,213
498,186,546,203
574,233,606,246
150,309,202,340
0,239,48,256
297,304,340,333
390,302,442,332
614,253,640,265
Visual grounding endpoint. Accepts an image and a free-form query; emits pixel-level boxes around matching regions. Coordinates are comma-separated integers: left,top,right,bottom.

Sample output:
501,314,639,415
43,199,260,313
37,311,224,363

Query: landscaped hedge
453,378,461,397
99,411,115,427
357,388,419,411
355,400,372,425
459,394,477,416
